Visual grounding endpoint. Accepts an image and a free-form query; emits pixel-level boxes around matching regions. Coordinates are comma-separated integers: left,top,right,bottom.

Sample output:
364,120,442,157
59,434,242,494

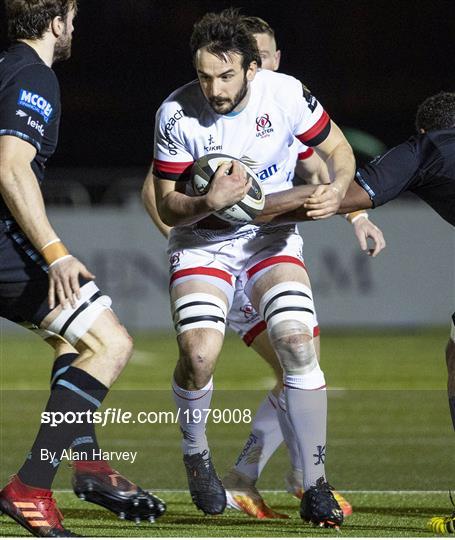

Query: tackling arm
257,180,373,223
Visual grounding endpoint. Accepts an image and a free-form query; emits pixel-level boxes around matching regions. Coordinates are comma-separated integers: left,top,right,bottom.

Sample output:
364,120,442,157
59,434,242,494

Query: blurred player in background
257,90,455,530
0,1,165,536
144,7,358,529
143,14,384,520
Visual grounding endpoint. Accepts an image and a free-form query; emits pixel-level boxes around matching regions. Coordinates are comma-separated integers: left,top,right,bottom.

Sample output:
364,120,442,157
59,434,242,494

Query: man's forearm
257,179,373,224
158,190,215,227
324,141,356,196
0,163,58,250
260,185,317,217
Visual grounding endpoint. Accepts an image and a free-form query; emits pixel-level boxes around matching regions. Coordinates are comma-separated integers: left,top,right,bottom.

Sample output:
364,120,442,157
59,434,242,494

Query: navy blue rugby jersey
356,129,455,226
0,42,61,218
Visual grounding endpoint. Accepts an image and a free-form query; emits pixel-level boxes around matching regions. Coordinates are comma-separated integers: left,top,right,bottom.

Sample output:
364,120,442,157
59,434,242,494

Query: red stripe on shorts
243,320,267,346
170,266,233,285
246,256,306,280
243,321,319,346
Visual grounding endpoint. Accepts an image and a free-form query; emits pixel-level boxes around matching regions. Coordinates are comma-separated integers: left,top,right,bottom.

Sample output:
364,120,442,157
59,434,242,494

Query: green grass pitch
0,327,454,536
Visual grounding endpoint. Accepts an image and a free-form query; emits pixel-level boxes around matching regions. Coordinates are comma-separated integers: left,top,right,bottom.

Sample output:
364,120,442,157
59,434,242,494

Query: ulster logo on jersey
255,113,274,139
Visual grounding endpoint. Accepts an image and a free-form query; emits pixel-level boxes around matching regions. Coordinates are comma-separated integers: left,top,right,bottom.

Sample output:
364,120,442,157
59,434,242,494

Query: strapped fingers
56,282,68,309
70,273,81,301
48,278,56,310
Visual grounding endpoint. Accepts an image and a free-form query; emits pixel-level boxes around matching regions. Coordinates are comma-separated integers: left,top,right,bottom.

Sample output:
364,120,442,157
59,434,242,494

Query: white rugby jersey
153,69,330,197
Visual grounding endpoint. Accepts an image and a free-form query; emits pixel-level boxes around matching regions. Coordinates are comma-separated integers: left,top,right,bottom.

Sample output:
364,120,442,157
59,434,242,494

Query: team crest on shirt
169,252,181,271
241,303,257,321
256,113,274,139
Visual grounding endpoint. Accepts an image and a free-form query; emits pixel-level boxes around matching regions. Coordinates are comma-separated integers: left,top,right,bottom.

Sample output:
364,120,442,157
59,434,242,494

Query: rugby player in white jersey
143,14,384,520
143,8,358,528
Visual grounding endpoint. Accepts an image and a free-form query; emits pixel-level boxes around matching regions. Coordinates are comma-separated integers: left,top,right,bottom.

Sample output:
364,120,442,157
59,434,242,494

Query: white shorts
168,225,318,343
227,278,320,346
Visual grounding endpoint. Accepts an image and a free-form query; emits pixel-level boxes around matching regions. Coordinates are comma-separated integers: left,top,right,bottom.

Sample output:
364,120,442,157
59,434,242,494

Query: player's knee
177,332,218,386
95,324,133,378
259,281,318,374
269,321,317,374
112,327,133,367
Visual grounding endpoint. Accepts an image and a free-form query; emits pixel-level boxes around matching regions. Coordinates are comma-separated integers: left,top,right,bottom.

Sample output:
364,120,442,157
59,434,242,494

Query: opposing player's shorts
227,277,320,346
0,219,103,341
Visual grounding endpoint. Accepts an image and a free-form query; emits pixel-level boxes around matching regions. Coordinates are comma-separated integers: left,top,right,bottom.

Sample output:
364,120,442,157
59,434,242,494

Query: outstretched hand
352,216,386,257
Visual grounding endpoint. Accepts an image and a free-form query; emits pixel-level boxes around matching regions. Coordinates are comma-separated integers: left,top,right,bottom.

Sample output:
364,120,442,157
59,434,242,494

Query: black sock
50,353,78,388
449,396,455,431
19,366,108,488
50,354,101,459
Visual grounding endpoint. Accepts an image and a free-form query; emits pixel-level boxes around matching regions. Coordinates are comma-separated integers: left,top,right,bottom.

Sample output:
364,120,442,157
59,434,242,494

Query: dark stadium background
0,0,454,172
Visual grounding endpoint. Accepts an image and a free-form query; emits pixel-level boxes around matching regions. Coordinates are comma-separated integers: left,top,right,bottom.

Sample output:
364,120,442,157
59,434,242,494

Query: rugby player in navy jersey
0,1,165,536
259,90,455,528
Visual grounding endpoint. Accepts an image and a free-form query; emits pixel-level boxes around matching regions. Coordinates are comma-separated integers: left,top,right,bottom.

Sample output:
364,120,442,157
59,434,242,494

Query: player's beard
53,25,72,63
208,75,248,115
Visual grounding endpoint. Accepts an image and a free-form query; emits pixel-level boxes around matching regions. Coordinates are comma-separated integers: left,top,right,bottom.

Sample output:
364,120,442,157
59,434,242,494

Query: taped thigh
170,266,234,308
172,293,227,336
259,281,315,333
259,282,317,374
45,281,112,346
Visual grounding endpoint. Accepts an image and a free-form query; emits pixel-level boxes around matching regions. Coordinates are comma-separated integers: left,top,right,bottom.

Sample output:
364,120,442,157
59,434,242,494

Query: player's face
53,8,75,63
254,32,281,71
195,48,257,115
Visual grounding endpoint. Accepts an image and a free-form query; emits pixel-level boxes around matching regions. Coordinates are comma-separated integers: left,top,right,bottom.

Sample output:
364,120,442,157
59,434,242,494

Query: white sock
172,377,213,455
284,369,327,490
234,391,283,482
277,390,302,471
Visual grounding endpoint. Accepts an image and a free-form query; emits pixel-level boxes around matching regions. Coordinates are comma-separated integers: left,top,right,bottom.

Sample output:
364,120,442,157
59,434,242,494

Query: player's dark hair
190,8,261,71
6,0,77,41
415,92,455,132
241,16,277,45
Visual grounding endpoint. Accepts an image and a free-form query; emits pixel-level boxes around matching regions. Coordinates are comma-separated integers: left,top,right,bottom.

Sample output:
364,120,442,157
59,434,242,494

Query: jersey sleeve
289,80,331,147
153,101,194,181
355,138,420,207
0,63,59,152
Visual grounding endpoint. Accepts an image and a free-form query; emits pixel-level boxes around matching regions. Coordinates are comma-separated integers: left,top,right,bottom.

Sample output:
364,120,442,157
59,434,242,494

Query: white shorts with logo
168,224,319,343
227,279,320,346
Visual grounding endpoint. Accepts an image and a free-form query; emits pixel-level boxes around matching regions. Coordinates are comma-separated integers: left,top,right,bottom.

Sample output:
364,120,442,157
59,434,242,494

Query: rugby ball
191,153,265,224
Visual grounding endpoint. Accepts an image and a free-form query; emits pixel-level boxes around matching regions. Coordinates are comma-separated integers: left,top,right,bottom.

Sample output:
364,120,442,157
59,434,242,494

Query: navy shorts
0,219,52,325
